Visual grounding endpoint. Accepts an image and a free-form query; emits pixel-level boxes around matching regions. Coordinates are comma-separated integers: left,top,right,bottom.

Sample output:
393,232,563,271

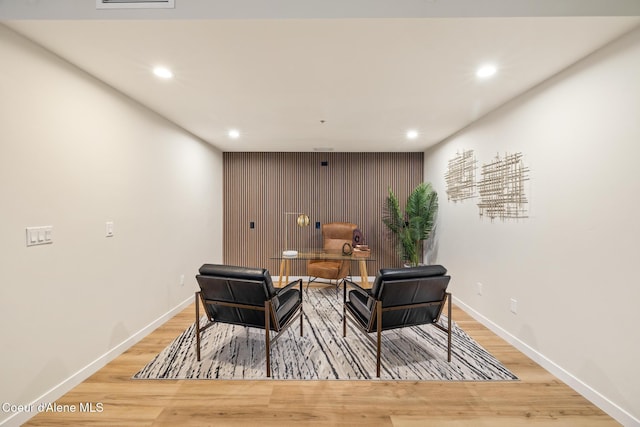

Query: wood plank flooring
24,285,617,426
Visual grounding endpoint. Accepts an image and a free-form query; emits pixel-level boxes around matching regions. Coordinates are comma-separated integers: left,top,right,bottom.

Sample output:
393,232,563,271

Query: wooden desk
273,249,373,287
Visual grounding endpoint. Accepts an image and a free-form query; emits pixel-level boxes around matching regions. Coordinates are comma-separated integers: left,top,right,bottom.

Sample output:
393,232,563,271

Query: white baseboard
453,296,639,427
1,296,193,427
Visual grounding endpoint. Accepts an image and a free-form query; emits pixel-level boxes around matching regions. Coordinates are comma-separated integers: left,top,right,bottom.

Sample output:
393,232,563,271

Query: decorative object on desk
352,228,364,247
341,242,353,255
353,245,370,257
133,287,518,381
282,212,310,256
353,248,371,258
383,182,439,267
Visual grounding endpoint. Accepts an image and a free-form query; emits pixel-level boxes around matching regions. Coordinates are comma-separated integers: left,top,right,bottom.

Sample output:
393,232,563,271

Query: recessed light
406,130,419,140
228,129,240,139
153,66,173,79
476,64,497,79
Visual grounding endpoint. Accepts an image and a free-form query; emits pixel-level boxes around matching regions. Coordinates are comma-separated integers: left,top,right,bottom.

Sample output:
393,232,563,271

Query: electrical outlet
476,282,483,296
510,298,518,314
180,274,185,287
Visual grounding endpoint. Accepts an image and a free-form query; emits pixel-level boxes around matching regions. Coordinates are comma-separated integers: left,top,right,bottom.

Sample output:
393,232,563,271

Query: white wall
424,26,640,425
0,25,223,425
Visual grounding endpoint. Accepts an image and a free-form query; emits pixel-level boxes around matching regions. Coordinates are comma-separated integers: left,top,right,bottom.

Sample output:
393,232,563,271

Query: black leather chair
343,265,451,377
195,264,303,377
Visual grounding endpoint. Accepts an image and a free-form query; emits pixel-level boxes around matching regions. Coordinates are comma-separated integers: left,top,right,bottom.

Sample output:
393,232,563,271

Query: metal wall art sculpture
476,152,530,220
444,149,477,202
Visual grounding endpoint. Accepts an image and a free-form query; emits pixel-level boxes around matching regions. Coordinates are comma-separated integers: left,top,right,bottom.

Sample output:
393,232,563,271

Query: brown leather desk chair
307,222,357,291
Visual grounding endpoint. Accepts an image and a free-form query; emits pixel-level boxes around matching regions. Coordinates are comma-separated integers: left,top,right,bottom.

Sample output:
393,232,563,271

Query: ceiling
3,2,640,152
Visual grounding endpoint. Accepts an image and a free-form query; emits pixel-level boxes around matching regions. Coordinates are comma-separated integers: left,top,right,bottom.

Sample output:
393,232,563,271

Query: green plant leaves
383,182,438,266
382,187,404,234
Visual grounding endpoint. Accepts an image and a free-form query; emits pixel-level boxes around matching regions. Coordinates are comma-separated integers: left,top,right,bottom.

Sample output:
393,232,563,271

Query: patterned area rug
133,287,518,381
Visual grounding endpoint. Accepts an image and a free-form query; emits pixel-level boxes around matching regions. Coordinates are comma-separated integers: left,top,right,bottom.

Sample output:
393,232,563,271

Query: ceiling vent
96,0,175,9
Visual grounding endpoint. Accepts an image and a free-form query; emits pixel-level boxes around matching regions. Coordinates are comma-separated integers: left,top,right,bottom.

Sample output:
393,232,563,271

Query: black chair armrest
276,278,303,296
343,279,373,306
343,278,371,296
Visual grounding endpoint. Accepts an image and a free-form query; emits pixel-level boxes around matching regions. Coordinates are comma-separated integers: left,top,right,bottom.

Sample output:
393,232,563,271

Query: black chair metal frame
195,265,303,377
343,267,452,377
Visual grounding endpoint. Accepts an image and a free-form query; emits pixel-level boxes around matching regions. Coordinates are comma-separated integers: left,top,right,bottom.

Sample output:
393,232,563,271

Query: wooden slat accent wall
223,152,424,276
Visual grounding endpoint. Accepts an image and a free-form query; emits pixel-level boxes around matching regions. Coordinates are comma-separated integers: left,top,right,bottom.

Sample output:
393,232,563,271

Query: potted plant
383,182,439,267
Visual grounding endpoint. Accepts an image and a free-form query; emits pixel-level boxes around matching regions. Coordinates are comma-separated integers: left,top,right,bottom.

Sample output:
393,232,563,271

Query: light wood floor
25,285,617,426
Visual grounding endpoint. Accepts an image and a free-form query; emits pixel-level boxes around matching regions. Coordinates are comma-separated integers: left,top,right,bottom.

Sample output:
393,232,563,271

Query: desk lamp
283,212,309,257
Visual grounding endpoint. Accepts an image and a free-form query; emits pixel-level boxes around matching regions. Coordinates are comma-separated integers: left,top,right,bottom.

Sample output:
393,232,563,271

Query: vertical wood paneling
223,152,423,276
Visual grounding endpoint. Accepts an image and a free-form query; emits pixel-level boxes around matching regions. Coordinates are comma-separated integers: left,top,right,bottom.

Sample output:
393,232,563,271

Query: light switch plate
106,221,114,237
26,226,53,246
